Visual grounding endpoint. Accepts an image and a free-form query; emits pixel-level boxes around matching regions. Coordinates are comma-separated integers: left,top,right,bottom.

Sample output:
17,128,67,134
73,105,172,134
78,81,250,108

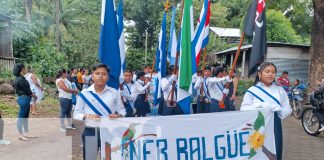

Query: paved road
282,116,324,160
0,116,323,160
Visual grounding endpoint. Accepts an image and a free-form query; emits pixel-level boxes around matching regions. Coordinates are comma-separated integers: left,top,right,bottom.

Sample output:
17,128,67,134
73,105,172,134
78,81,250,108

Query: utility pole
145,30,148,65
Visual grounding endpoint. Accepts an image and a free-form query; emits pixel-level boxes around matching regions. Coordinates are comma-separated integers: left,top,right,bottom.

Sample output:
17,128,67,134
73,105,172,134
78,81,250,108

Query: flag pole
146,55,156,101
228,32,245,78
199,48,207,102
219,32,245,107
170,0,184,106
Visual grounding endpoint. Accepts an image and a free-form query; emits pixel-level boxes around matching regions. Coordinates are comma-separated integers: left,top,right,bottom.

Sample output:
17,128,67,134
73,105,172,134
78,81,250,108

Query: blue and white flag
117,0,126,82
98,0,121,89
154,12,167,106
167,7,177,65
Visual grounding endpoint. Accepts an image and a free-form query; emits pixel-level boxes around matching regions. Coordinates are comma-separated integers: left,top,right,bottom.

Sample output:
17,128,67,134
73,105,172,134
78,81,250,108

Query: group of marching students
55,62,294,160
7,61,298,160
119,65,239,117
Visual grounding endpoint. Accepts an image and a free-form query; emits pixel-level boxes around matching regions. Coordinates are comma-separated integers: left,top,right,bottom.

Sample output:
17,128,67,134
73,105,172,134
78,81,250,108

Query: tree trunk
308,0,324,89
54,0,62,52
24,0,32,23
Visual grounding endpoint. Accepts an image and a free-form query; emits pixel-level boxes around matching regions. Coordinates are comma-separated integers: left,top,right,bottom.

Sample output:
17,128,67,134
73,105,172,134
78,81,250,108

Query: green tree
266,9,302,43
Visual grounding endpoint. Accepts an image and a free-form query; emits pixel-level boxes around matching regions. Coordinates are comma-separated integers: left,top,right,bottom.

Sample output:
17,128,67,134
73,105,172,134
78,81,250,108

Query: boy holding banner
73,63,126,160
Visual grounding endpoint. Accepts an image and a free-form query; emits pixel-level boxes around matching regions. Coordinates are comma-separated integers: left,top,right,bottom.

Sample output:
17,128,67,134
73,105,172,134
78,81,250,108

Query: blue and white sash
246,85,282,106
203,78,211,101
123,83,135,109
216,82,225,92
79,91,112,116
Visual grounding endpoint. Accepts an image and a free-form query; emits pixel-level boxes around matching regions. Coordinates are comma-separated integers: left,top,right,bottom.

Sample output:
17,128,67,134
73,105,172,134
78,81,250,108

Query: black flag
244,0,267,74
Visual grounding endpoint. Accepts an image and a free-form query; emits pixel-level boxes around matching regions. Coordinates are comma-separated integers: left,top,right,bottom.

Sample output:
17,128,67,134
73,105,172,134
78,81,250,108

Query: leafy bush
237,79,254,96
26,39,68,78
0,68,13,80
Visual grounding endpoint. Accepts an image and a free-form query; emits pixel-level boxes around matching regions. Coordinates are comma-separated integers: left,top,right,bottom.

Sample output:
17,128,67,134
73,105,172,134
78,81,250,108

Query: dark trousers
210,99,224,112
161,100,184,116
17,96,31,134
197,96,211,113
82,127,101,160
134,94,150,117
224,96,235,111
0,117,3,140
59,98,73,127
274,112,283,160
123,102,134,117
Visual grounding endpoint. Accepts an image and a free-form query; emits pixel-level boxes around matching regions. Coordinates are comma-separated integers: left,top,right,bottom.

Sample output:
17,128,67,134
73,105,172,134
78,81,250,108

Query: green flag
179,0,194,92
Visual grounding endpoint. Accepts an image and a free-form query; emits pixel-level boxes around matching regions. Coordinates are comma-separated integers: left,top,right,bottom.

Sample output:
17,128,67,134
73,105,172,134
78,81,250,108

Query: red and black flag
244,0,267,74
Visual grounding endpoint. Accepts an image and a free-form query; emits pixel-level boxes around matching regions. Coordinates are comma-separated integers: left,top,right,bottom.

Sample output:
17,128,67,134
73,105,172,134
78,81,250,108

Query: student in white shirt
133,71,151,117
160,65,183,115
119,70,137,117
240,62,292,160
195,66,230,113
73,63,126,160
194,66,212,113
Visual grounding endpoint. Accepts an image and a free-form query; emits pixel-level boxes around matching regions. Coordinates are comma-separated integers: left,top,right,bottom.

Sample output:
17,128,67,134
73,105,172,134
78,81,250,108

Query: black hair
213,67,225,77
13,63,25,77
136,71,145,80
124,69,133,74
205,66,212,71
56,69,67,79
167,65,175,75
295,79,300,83
92,63,110,73
254,62,277,85
282,71,288,75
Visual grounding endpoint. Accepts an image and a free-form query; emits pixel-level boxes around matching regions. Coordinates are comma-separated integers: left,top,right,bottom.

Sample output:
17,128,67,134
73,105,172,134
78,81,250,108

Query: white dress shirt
240,82,292,119
73,84,126,123
161,76,177,100
194,76,227,101
120,82,137,105
134,79,150,95
192,73,199,84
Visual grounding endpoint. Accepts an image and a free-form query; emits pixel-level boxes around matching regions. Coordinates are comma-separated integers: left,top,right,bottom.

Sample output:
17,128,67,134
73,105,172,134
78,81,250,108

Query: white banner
99,109,276,160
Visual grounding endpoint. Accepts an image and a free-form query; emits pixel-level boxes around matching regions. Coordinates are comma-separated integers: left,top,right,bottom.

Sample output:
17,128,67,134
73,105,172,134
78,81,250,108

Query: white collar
87,84,110,94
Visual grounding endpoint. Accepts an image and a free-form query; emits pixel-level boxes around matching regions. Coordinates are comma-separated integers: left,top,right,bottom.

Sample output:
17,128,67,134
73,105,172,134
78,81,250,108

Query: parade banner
99,109,276,160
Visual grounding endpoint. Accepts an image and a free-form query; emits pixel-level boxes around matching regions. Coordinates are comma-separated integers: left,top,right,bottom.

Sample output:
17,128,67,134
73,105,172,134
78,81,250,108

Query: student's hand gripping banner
99,109,276,160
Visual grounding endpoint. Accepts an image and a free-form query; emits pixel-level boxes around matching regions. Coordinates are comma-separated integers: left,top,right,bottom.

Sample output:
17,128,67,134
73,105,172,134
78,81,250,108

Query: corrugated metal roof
212,42,310,55
209,27,241,38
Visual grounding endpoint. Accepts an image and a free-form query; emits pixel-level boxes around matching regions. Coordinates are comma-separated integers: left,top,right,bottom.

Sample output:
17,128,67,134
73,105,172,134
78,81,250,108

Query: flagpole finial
164,0,172,12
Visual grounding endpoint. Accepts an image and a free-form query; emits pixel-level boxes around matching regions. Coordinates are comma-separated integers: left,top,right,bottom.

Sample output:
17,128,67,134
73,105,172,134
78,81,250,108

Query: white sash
82,91,112,116
248,86,282,107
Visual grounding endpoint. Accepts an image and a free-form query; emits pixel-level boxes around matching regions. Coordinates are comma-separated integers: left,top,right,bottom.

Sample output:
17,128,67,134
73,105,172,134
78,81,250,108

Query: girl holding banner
240,62,292,160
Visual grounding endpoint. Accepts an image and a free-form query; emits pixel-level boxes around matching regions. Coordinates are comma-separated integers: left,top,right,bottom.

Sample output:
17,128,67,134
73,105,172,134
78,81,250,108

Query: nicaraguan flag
193,0,210,67
167,6,177,65
177,0,196,114
117,0,126,82
154,12,167,106
98,0,121,89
